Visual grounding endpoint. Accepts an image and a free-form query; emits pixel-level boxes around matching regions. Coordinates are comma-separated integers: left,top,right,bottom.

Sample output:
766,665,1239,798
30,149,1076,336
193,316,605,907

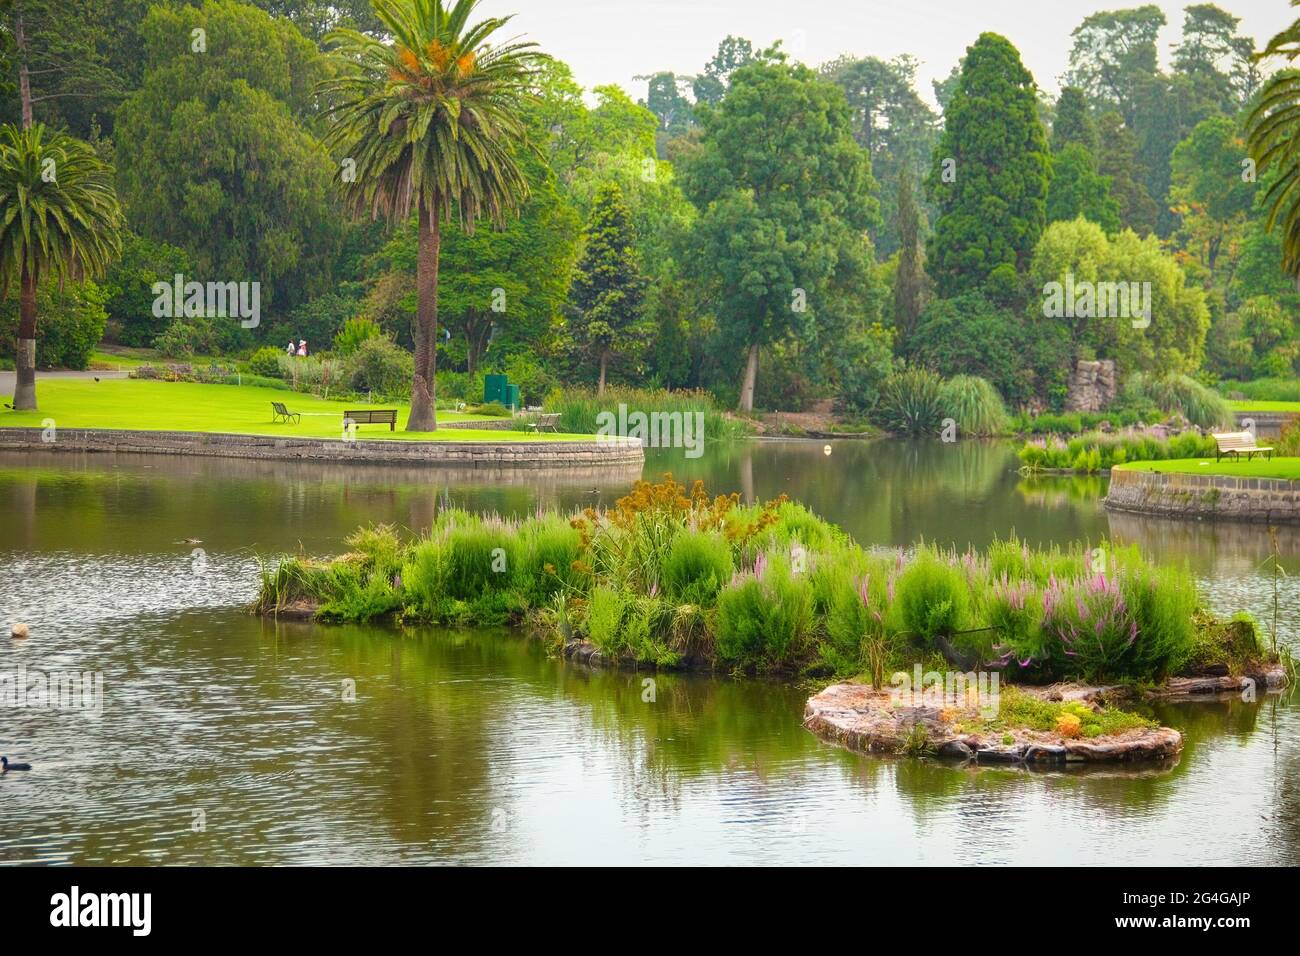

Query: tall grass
1018,430,1218,473
1219,377,1300,403
1124,373,1234,429
543,386,753,442
938,375,1011,436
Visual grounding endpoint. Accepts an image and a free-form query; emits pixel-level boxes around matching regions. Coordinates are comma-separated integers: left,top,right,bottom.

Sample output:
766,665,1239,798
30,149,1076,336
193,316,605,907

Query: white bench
1212,431,1273,462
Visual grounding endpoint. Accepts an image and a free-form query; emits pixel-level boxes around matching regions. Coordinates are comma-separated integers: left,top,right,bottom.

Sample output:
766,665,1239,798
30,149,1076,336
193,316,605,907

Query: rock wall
0,427,645,468
1065,359,1118,413
1105,468,1300,524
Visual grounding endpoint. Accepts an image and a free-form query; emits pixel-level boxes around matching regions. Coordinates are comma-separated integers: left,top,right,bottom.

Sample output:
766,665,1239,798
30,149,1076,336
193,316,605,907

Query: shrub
247,347,284,378
516,516,584,604
890,549,970,645
871,368,946,435
661,530,733,605
715,552,813,669
341,336,413,399
938,375,1010,436
465,401,512,417
0,281,108,370
1124,373,1234,429
333,317,383,356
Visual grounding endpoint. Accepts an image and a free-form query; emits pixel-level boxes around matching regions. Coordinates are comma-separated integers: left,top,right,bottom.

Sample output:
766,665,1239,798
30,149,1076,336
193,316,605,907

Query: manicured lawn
1228,399,1300,413
1116,457,1300,481
0,379,587,441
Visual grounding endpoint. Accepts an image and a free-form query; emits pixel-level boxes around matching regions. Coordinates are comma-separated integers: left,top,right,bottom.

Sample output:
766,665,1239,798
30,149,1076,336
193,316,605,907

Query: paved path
0,368,129,397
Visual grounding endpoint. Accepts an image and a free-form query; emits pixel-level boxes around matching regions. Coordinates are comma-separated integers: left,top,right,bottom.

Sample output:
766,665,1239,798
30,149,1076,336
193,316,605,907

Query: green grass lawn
0,379,588,442
1116,457,1300,481
1228,399,1300,413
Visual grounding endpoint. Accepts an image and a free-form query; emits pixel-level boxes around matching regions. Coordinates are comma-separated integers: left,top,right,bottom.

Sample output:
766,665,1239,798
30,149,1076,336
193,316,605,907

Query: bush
1123,373,1234,429
341,336,413,399
0,280,108,370
661,530,733,605
871,368,947,435
833,325,895,414
333,317,383,356
891,549,970,646
714,552,813,669
247,347,284,378
938,375,1010,436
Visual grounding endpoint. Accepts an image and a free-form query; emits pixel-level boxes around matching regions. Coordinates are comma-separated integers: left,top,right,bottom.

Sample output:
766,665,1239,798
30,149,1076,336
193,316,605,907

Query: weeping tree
319,0,544,430
0,123,122,410
1247,7,1300,282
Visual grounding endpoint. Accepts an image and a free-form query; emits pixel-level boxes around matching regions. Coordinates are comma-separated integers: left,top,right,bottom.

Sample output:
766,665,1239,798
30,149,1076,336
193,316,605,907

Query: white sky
479,0,1296,106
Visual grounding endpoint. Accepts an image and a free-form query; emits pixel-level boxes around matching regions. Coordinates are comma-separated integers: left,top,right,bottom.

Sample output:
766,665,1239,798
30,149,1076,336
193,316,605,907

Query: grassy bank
1115,458,1300,481
256,476,1264,685
0,379,590,441
543,386,754,442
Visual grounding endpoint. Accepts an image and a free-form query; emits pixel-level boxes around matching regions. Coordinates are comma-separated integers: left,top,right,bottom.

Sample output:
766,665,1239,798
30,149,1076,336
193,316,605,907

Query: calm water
1,440,1297,865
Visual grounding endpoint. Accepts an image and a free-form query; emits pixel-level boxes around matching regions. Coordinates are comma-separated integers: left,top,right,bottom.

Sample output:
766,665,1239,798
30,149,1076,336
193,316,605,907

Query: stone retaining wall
0,427,644,468
1105,467,1300,523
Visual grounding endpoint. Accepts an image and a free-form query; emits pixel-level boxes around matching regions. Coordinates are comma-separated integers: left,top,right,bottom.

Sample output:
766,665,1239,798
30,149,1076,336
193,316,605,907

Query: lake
1,440,1296,864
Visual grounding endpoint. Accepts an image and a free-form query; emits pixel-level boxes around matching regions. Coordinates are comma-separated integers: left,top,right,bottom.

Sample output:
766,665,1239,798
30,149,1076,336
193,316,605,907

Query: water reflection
0,442,1297,864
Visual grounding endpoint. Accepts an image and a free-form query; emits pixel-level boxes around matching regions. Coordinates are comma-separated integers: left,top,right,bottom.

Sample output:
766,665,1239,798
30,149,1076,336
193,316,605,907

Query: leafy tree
1030,217,1210,375
1169,115,1255,276
820,53,938,254
320,0,544,431
1172,3,1257,111
1132,70,1220,236
893,167,928,344
115,0,342,316
1052,87,1098,153
926,33,1050,297
639,71,694,137
0,123,122,408
249,0,384,40
680,55,879,412
568,182,647,393
1047,143,1121,233
102,233,192,347
1064,5,1164,124
692,35,754,106
1096,111,1158,235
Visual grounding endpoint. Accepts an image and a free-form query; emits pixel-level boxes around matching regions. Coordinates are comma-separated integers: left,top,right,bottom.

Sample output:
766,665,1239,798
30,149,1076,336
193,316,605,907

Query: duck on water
1,756,32,771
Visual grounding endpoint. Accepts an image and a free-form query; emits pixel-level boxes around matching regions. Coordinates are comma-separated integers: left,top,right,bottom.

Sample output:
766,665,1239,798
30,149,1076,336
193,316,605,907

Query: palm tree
1247,3,1300,281
0,123,123,410
320,0,544,431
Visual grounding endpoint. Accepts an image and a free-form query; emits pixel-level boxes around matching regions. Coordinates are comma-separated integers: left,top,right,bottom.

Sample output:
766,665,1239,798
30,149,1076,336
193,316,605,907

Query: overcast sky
478,0,1295,106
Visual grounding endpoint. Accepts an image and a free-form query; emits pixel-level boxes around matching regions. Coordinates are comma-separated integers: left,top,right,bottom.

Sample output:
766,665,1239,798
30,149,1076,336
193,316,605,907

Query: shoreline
1105,467,1300,524
0,426,645,468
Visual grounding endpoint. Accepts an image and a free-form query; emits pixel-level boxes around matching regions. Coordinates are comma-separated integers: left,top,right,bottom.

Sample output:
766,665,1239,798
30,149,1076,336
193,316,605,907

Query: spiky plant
1246,3,1300,280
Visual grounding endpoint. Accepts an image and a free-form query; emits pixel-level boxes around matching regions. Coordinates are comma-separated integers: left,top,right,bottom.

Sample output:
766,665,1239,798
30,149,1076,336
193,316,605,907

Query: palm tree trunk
13,266,38,411
408,200,440,432
597,349,608,395
15,7,33,129
738,342,759,413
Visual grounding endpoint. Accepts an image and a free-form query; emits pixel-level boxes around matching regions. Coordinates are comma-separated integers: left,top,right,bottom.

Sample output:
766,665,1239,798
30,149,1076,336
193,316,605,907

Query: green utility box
506,384,521,410
484,374,508,405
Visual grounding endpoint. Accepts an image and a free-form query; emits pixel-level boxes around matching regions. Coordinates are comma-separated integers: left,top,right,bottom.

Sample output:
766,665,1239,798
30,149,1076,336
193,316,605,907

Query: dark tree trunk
15,8,33,129
14,266,38,410
597,348,608,395
408,200,440,431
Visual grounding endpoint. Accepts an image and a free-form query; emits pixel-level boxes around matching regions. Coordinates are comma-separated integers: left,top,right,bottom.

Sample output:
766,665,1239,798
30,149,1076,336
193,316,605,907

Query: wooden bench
270,401,300,424
1212,430,1273,462
343,409,398,431
528,413,561,433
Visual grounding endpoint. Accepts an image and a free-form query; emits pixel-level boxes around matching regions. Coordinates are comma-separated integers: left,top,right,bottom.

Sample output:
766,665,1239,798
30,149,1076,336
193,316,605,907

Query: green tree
681,55,878,412
1052,87,1097,153
893,167,928,345
1096,111,1158,235
1064,6,1164,124
1169,115,1255,276
1047,143,1121,233
926,33,1050,296
102,233,191,347
1172,4,1257,112
114,0,342,316
569,183,646,393
692,35,754,106
0,123,122,408
320,0,544,431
